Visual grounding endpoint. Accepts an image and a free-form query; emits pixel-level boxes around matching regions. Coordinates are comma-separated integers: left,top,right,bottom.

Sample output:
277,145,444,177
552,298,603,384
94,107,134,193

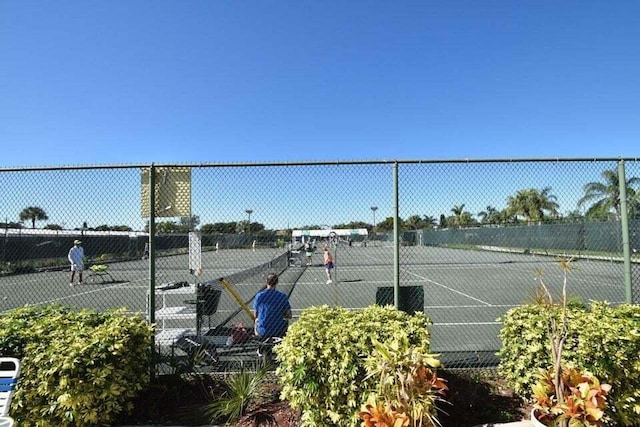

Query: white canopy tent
291,228,368,244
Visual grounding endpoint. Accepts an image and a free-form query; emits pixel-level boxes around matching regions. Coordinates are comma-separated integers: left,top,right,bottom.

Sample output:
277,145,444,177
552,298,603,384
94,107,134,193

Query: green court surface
0,246,630,367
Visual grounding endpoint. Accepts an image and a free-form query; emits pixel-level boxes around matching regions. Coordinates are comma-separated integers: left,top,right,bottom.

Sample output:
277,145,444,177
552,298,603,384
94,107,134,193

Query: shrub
360,337,448,427
571,302,640,426
275,305,432,427
498,301,640,425
0,304,153,426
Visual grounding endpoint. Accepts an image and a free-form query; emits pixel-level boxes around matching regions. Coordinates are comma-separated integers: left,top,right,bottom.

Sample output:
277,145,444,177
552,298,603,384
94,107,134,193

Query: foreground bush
359,338,448,427
0,304,153,426
498,301,640,426
275,305,433,427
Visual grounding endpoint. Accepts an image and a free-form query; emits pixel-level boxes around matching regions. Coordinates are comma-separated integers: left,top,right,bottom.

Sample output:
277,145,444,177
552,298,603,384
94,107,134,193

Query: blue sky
2,1,639,168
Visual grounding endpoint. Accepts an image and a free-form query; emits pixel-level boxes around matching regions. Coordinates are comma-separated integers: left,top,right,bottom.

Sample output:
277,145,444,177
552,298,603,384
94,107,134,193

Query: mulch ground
235,370,532,427
123,369,530,426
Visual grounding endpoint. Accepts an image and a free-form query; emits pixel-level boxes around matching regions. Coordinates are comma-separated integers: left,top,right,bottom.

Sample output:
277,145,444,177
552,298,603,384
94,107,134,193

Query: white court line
498,263,626,290
404,269,492,306
37,282,127,306
425,304,515,309
332,262,524,270
358,252,493,305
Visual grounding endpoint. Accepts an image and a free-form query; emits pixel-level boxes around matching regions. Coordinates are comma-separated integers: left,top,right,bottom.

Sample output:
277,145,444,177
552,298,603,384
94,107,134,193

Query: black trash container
198,285,222,316
375,286,424,315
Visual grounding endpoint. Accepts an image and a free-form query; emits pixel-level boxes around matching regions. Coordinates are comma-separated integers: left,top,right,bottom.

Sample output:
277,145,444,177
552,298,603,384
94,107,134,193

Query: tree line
5,168,639,233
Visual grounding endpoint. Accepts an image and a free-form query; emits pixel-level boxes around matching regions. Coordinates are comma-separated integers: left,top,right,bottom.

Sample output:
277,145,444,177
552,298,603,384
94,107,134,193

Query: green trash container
375,286,424,315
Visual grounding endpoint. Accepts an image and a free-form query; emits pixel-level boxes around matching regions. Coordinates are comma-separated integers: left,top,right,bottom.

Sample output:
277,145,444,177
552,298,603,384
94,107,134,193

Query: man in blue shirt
252,273,292,338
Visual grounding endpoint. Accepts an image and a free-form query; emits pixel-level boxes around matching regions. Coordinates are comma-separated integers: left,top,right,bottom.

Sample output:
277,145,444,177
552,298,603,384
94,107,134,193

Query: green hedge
497,302,640,426
0,304,153,426
275,305,432,427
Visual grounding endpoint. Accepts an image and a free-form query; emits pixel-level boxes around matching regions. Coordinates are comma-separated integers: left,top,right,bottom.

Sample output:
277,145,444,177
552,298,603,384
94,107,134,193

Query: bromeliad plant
532,366,611,426
359,337,448,427
359,394,411,427
530,257,612,427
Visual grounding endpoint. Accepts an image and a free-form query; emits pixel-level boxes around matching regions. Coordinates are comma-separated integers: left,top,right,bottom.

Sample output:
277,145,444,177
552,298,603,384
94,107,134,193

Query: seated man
252,273,292,339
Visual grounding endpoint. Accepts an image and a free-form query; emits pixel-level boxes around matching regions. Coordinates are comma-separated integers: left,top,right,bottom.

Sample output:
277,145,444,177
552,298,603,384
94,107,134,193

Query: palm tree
19,206,49,229
449,204,476,228
459,212,476,227
577,169,640,221
376,217,398,232
506,187,559,225
422,215,438,229
477,205,500,225
536,187,560,221
405,214,423,230
450,204,465,225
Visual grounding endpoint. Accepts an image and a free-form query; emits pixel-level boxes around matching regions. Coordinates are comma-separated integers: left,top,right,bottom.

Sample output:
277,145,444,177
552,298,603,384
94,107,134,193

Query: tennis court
288,245,628,366
0,244,630,367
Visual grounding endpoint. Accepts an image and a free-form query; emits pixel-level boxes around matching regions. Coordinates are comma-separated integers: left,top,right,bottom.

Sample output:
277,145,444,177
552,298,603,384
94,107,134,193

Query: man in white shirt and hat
68,239,85,286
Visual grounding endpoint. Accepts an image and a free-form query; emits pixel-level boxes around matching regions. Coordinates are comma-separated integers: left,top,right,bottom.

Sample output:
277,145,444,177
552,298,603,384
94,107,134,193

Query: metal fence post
147,164,157,378
393,162,400,309
618,160,633,303
148,164,156,325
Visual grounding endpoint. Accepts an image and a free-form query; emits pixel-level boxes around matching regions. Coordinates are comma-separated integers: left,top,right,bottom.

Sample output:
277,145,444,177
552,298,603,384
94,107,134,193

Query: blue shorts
325,262,334,270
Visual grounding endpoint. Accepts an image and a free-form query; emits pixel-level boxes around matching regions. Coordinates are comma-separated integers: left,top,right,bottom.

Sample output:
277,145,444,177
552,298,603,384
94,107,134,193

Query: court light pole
245,209,253,233
371,206,378,246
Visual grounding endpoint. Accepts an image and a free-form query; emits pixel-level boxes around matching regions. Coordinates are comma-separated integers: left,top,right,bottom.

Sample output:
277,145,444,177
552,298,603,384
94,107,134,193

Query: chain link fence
1,159,638,371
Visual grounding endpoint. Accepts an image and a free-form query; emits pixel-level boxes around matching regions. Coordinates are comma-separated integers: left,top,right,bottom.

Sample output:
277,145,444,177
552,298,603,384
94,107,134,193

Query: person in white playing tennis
68,239,85,287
